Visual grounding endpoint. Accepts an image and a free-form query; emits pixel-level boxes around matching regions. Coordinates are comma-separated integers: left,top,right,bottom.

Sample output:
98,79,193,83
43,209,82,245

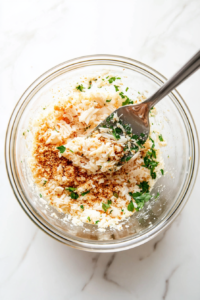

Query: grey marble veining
0,0,200,299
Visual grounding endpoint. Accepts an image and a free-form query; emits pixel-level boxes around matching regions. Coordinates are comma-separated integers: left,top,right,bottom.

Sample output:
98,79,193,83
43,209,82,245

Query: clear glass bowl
5,55,199,252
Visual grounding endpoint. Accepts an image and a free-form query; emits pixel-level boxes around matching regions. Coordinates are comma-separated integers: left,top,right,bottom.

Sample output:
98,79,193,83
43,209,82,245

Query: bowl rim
5,54,200,252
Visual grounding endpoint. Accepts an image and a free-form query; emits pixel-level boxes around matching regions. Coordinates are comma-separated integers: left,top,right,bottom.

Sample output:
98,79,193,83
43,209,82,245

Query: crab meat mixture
28,74,165,229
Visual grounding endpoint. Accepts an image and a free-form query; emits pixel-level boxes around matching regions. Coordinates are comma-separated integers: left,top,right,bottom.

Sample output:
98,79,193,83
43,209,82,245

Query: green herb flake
39,194,42,198
151,170,157,179
129,192,151,210
158,134,164,142
56,145,66,153
110,210,113,214
23,132,25,136
70,192,79,200
155,192,160,199
132,134,139,140
80,205,84,210
119,91,126,99
81,190,90,196
149,137,155,148
136,140,145,148
95,220,100,224
114,85,119,92
122,97,134,106
127,200,134,212
87,216,91,222
102,202,111,212
113,192,119,198
108,77,121,84
138,91,140,94
106,113,114,122
43,180,47,186
106,99,112,102
138,181,149,193
69,149,74,153
65,187,77,191
125,87,129,92
112,128,121,140
76,84,85,92
161,169,164,175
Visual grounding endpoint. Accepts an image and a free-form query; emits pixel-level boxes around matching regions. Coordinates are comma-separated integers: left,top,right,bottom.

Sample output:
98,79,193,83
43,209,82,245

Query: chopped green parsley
70,192,79,199
81,190,90,196
76,84,85,92
87,216,91,222
112,127,122,140
65,187,79,199
108,77,121,84
122,97,134,106
102,200,112,212
129,192,151,211
158,134,164,142
56,145,66,153
80,205,84,210
65,187,77,191
138,181,149,193
119,91,134,106
127,200,134,212
114,85,119,92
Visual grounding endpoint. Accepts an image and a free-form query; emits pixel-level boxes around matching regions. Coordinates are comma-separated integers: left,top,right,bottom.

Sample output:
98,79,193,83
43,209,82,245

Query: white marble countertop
1,0,200,299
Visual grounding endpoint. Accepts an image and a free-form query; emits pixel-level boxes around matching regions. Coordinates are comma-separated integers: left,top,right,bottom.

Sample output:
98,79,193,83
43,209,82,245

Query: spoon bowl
91,50,200,152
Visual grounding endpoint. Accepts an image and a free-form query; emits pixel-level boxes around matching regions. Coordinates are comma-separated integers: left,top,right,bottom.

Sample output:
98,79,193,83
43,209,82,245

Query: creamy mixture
27,74,165,229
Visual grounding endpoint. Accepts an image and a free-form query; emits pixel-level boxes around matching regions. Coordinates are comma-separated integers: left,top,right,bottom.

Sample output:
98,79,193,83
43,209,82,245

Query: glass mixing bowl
5,55,199,252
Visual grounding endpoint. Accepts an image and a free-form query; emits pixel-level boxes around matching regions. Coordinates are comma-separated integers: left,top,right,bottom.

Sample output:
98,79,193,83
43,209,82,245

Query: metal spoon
92,50,200,142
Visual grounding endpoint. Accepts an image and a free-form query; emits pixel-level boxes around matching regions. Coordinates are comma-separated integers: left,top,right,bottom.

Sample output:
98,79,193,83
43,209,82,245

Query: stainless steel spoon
93,50,200,144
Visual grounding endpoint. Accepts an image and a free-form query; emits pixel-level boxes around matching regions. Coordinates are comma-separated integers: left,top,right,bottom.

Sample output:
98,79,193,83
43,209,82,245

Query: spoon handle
144,50,200,108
